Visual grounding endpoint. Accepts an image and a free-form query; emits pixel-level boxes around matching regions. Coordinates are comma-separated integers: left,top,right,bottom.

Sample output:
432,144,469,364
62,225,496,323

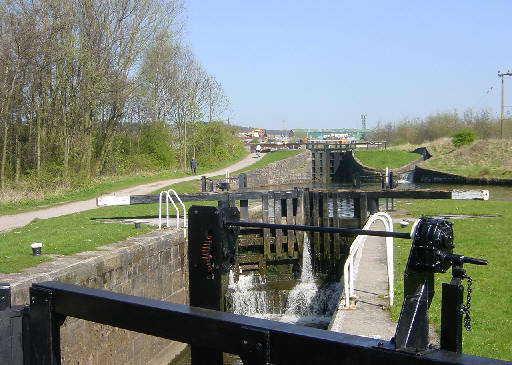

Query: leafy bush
451,129,477,148
140,121,176,168
191,121,244,168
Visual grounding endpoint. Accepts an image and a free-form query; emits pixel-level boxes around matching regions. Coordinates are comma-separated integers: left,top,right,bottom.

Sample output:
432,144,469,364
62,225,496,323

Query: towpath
329,220,397,340
0,153,263,233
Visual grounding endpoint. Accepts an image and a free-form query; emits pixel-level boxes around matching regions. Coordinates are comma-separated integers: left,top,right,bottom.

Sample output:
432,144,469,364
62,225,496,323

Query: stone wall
242,150,312,188
414,165,512,185
0,229,188,365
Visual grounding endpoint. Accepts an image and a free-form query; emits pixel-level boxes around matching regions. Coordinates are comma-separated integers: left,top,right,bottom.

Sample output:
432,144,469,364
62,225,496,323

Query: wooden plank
332,192,341,262
262,193,271,257
322,192,330,273
128,191,298,205
106,189,473,208
338,218,361,228
452,189,489,200
96,195,130,206
274,192,283,257
296,189,305,253
286,196,295,256
312,191,320,272
239,199,249,220
112,188,485,208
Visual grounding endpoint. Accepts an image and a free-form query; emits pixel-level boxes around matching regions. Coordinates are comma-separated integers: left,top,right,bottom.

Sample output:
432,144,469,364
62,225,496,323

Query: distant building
291,128,369,141
247,129,267,139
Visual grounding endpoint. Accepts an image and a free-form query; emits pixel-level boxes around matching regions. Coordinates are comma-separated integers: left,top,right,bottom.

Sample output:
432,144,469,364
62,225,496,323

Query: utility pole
498,71,512,138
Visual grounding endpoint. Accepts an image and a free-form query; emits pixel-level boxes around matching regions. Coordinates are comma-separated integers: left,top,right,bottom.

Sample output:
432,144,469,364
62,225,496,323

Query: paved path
0,153,263,233
330,220,397,340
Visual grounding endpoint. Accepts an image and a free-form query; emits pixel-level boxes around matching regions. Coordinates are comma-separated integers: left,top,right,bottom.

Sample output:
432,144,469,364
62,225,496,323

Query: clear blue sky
184,1,512,130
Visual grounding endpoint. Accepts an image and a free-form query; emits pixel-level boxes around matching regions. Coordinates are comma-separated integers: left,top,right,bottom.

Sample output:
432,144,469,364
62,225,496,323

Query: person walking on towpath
190,157,198,174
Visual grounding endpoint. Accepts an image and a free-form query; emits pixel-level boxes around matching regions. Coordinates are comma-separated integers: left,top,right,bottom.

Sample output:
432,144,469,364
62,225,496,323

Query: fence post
354,192,368,228
201,176,207,192
441,278,464,353
238,173,247,191
240,199,249,220
29,285,63,365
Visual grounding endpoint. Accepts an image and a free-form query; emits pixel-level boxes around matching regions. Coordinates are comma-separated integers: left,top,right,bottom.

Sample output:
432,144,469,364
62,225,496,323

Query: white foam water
227,234,342,327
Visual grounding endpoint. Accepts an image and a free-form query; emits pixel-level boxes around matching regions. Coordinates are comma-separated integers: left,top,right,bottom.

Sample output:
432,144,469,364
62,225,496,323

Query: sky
184,1,512,130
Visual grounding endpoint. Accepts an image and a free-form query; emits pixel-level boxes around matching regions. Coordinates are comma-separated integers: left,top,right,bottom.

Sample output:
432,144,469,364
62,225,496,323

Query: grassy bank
392,138,512,180
0,150,249,216
0,150,297,273
390,198,511,361
354,150,420,169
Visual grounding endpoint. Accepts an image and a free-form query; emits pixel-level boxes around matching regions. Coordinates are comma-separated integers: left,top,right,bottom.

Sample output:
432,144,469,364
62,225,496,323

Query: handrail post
29,286,62,365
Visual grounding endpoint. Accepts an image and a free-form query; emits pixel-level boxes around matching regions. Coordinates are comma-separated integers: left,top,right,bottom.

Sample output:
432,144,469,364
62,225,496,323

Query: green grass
392,138,512,180
232,149,302,174
354,150,420,169
390,199,512,360
0,150,249,217
0,149,297,273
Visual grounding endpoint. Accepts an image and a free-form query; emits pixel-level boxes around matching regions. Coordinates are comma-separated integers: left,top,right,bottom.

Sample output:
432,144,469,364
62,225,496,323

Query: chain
460,275,472,331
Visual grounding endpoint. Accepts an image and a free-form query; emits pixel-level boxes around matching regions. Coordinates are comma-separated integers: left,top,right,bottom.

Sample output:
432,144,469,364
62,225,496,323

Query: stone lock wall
242,150,312,188
0,229,188,365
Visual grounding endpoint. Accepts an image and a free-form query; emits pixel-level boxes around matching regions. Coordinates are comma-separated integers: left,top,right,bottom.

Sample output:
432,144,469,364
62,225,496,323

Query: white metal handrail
167,189,187,228
342,212,395,309
159,191,179,229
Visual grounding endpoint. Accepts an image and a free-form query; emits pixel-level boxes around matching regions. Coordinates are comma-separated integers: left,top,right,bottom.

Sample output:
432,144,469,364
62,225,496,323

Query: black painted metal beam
226,221,411,239
28,281,510,365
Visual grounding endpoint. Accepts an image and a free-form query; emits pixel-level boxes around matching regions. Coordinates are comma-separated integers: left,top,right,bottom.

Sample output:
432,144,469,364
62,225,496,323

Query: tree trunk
0,118,8,190
15,120,21,183
0,73,17,189
36,112,41,175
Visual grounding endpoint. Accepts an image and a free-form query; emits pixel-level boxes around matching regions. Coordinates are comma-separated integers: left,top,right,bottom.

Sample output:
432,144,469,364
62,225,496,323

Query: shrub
451,129,477,148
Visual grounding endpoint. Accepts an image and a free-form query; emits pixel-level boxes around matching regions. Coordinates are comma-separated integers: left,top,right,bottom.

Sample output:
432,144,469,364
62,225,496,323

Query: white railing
342,212,395,309
158,190,187,230
167,189,187,228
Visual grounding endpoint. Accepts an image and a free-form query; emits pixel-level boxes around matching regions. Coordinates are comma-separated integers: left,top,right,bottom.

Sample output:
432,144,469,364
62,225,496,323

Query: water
227,234,342,328
269,197,354,218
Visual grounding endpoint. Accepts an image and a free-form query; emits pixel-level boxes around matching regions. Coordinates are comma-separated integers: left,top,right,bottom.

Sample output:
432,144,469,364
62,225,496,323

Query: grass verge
391,137,512,180
354,150,420,169
390,198,511,361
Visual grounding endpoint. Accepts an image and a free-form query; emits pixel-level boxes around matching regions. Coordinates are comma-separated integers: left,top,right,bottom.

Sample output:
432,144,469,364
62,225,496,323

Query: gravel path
0,153,263,233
